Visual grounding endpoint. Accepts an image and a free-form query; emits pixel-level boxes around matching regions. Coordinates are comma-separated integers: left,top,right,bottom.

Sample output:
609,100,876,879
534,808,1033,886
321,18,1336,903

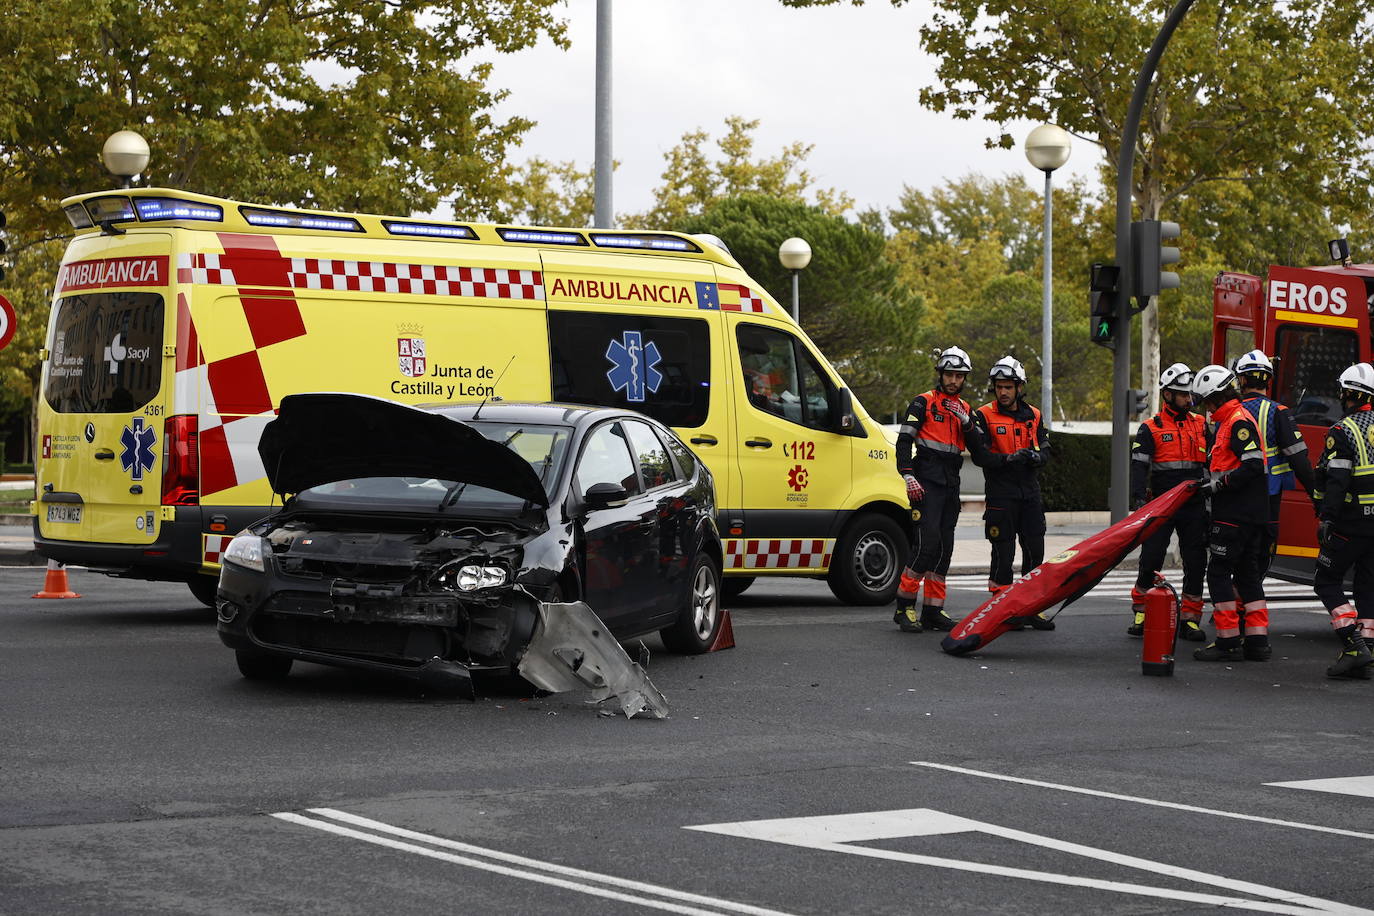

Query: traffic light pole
1110,0,1197,522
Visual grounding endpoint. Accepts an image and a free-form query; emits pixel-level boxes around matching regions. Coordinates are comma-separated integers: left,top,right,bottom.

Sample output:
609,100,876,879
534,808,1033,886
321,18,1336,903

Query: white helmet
1338,362,1374,398
936,346,973,373
988,356,1026,383
1191,364,1237,400
1159,362,1193,393
1234,350,1274,377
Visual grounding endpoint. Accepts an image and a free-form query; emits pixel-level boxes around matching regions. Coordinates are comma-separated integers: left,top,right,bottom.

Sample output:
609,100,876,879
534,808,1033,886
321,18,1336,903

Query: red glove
943,398,972,429
903,474,925,503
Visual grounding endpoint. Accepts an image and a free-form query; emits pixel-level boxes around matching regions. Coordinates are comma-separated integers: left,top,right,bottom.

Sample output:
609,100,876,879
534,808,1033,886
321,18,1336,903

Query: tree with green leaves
626,117,854,230
0,0,568,460
785,0,1374,406
682,194,924,418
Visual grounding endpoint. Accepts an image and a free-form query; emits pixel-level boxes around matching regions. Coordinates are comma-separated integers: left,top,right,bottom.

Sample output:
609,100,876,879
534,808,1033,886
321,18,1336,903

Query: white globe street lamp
778,237,812,323
102,131,150,189
1024,124,1072,427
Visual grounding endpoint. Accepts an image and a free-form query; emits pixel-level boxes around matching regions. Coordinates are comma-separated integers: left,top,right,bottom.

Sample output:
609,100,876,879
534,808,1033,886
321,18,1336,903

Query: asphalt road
1,566,1371,915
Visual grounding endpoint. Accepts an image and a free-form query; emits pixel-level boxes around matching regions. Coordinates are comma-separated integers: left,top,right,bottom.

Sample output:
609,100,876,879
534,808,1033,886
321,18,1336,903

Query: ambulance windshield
45,292,164,414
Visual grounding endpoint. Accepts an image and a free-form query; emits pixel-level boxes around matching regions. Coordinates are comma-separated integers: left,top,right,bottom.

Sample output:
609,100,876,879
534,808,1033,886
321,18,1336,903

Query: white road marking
273,809,795,916
686,808,1368,915
1265,776,1374,799
911,762,1374,840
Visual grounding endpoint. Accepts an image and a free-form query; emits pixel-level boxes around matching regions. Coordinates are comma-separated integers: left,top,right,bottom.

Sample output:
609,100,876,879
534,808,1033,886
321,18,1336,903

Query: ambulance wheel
187,575,219,608
828,513,906,606
722,576,755,601
235,649,293,681
660,553,722,654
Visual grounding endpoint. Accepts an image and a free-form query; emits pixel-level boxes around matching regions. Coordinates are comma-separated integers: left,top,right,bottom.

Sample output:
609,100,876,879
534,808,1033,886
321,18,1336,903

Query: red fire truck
1212,255,1374,582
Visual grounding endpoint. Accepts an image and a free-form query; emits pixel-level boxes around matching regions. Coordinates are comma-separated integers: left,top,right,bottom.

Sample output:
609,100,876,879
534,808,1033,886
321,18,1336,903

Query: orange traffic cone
32,559,81,599
709,609,735,652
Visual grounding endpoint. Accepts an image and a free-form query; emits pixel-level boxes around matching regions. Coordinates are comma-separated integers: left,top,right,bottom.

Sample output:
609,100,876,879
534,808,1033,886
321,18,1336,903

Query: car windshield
297,422,570,515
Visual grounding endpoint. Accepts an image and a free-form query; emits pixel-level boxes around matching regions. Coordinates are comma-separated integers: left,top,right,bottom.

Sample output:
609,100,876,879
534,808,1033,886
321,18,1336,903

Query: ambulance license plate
46,504,82,524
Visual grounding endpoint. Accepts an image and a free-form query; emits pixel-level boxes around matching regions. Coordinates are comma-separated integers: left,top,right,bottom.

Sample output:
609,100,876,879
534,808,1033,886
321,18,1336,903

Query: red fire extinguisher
1141,582,1179,676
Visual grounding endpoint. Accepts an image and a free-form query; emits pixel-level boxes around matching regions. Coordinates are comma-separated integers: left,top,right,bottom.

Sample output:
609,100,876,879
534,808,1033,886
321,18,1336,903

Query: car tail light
162,415,199,506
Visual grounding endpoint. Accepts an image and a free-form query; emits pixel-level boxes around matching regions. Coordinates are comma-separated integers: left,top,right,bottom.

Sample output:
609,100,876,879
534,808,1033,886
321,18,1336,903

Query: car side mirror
836,388,858,434
583,481,629,510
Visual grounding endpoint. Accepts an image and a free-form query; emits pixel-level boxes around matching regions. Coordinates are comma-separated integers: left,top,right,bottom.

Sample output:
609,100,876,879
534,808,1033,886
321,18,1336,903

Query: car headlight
223,533,267,572
457,564,507,591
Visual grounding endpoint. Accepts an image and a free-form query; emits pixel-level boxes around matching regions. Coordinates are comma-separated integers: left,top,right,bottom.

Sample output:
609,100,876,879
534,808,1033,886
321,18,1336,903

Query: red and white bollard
1141,584,1178,676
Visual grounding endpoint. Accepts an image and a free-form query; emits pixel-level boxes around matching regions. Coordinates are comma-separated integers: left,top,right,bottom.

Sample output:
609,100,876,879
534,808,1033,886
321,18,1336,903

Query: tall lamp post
1024,125,1072,427
102,130,150,189
778,237,812,324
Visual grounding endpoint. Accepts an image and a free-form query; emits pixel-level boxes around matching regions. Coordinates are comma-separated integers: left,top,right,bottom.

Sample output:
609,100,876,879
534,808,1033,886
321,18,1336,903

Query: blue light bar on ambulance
63,204,94,229
382,220,476,240
590,233,700,253
496,228,588,246
134,197,223,222
240,206,363,232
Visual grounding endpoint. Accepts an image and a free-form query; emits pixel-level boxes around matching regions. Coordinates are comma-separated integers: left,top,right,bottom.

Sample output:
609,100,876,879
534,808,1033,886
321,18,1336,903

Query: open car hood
258,393,550,506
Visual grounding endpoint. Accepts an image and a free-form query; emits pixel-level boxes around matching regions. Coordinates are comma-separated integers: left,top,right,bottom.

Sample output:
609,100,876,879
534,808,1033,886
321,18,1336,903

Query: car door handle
744,438,773,449
94,449,115,460
689,435,718,446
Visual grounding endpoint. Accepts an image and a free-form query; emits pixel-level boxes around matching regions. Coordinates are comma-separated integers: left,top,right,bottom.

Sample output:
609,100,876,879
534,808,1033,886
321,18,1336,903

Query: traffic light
1089,262,1120,349
1128,388,1150,418
1130,219,1181,301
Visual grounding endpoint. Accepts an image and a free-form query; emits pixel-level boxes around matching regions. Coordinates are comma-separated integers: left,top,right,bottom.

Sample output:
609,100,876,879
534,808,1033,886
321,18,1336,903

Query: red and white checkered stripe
287,260,544,300
176,253,238,286
721,282,768,314
203,534,231,565
725,538,834,570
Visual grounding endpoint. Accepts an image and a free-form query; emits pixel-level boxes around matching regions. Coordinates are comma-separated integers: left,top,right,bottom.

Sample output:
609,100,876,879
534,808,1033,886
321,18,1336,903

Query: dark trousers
985,495,1046,586
1135,499,1207,595
1206,519,1266,606
1313,530,1374,616
904,481,960,579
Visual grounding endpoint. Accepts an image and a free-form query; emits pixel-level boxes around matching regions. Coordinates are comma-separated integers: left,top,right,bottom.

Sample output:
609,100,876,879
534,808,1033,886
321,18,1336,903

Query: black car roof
426,402,648,431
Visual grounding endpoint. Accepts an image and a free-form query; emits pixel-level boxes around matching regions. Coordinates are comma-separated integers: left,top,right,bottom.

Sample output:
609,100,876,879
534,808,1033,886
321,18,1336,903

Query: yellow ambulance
35,188,909,606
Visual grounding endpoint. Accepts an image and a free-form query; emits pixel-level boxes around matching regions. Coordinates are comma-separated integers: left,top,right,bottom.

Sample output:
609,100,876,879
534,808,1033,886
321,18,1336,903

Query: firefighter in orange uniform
972,356,1054,630
893,347,987,632
1191,365,1271,662
1128,363,1208,641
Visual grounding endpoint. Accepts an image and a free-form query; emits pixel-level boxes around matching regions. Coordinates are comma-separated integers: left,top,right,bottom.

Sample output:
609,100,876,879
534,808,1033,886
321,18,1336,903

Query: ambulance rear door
540,249,737,511
37,233,174,548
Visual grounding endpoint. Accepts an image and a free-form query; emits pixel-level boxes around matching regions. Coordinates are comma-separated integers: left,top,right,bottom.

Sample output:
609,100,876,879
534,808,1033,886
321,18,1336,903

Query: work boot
893,600,923,633
1027,612,1055,631
1243,635,1272,662
1194,636,1243,662
1326,627,1373,679
1178,619,1206,642
921,605,955,632
1127,608,1146,638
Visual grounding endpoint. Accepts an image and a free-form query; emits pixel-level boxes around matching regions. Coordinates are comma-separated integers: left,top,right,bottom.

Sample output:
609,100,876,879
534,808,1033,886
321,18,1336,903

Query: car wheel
660,553,723,654
187,575,219,608
828,512,907,606
235,649,293,681
721,576,755,601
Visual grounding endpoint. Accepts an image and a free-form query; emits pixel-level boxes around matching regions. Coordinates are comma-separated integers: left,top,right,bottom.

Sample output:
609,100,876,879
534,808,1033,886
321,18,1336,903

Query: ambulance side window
1274,325,1358,427
549,312,711,428
735,324,836,431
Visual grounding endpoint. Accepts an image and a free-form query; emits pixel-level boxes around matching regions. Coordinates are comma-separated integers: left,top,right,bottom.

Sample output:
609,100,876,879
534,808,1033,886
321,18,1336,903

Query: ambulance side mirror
836,389,858,435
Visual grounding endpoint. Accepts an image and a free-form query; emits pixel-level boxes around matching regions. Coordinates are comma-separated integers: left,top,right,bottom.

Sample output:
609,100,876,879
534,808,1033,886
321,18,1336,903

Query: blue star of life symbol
605,330,663,403
120,416,157,481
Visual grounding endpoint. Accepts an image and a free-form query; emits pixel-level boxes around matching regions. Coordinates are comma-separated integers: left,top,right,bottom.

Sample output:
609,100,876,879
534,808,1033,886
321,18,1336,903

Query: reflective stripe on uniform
918,440,962,454
1153,460,1203,469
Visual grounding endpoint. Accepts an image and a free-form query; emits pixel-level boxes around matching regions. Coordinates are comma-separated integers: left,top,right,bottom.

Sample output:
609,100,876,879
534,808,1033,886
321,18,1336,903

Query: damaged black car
215,394,722,709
